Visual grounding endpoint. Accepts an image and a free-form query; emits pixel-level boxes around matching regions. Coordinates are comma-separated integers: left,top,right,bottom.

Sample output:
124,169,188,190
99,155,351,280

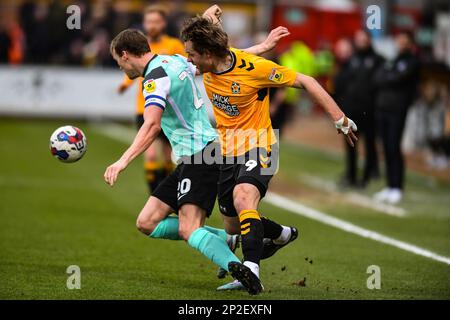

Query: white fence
0,65,214,121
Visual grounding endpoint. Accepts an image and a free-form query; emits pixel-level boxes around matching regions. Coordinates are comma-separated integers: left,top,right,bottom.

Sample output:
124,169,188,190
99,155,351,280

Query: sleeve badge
269,68,284,83
143,79,156,92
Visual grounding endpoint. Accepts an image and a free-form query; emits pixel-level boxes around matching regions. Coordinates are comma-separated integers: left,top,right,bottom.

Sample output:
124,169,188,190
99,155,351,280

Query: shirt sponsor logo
143,79,156,92
269,68,284,83
212,93,240,116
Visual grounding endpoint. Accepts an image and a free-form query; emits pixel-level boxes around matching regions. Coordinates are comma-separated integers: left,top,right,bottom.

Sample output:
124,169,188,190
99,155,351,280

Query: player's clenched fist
104,159,128,186
335,115,358,147
202,4,223,25
262,26,290,52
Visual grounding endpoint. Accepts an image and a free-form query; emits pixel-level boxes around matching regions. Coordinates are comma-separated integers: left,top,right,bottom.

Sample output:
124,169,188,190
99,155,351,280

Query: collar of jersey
212,50,236,75
142,54,159,77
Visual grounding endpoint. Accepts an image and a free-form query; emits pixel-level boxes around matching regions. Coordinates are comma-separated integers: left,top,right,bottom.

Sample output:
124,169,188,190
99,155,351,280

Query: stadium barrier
0,65,214,121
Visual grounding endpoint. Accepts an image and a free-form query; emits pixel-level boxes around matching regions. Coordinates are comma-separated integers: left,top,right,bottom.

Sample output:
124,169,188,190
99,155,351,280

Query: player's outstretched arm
243,27,290,56
104,107,163,186
292,73,358,147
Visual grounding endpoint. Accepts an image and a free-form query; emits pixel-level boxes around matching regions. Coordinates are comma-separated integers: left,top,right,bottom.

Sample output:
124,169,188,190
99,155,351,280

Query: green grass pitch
0,119,449,299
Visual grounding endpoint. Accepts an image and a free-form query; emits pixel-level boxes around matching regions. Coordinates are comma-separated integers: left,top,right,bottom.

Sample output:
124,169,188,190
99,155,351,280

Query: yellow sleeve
171,39,187,57
250,55,297,88
121,74,134,87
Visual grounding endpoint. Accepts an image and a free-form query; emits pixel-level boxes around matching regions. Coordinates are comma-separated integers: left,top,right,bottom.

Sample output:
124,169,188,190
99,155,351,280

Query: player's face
184,41,213,74
143,12,166,39
112,51,141,79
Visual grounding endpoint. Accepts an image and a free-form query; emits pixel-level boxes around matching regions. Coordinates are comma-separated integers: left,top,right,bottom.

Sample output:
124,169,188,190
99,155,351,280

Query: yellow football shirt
203,47,297,156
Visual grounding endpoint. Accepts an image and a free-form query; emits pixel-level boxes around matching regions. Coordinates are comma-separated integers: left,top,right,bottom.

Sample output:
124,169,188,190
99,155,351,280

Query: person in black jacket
334,30,382,188
373,31,420,204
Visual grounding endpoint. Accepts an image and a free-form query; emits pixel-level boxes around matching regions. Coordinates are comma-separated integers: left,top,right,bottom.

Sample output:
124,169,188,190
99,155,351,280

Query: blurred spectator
373,31,420,204
404,80,449,169
334,30,383,188
21,2,50,64
333,38,353,186
16,0,131,66
0,23,11,63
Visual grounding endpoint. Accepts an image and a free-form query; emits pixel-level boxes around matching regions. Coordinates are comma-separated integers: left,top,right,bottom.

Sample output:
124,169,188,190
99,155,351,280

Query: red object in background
271,5,362,53
8,22,24,64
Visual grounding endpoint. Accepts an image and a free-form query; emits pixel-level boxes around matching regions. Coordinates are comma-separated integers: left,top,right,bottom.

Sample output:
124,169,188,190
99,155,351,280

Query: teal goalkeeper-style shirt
141,54,218,158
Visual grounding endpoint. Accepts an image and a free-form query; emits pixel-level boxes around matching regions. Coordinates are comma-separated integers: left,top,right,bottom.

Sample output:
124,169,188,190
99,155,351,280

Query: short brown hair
144,4,168,20
180,15,229,58
110,29,150,57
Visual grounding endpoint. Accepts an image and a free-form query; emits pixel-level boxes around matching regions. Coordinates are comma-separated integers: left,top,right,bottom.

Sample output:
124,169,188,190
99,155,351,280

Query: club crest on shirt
231,82,240,94
269,68,284,83
143,79,156,92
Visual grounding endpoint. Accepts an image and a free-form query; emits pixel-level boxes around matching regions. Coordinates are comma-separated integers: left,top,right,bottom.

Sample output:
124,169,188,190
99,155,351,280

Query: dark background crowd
0,0,189,66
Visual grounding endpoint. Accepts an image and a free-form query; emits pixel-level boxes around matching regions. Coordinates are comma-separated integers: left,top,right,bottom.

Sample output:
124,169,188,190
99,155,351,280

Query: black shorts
152,142,220,217
218,146,278,217
136,114,170,144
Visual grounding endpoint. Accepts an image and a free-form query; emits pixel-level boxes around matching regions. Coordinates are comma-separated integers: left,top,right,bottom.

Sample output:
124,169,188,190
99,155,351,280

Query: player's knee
233,186,257,213
136,216,157,236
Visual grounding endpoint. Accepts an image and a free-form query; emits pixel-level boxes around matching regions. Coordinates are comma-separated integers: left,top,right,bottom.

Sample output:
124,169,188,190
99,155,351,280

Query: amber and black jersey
203,48,297,156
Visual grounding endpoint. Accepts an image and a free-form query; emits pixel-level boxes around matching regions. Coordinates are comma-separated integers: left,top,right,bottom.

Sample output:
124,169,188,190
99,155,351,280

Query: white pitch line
345,192,406,217
92,122,135,144
264,192,450,266
299,174,407,217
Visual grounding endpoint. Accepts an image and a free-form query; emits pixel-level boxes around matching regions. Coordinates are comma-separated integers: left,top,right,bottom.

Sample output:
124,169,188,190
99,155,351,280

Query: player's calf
233,184,265,277
178,203,203,240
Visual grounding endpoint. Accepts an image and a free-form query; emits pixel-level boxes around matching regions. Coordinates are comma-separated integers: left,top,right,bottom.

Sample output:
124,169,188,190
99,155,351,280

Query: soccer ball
49,125,87,163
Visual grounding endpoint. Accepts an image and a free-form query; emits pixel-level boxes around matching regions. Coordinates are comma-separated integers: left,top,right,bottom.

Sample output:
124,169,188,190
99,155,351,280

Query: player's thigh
178,203,207,240
138,166,180,233
136,196,173,235
233,147,274,211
